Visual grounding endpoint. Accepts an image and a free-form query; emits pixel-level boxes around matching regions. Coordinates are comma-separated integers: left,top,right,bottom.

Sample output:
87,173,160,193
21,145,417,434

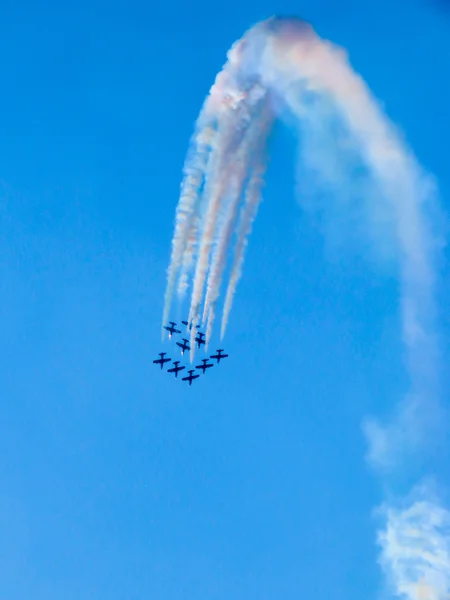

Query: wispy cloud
362,391,446,474
378,485,450,600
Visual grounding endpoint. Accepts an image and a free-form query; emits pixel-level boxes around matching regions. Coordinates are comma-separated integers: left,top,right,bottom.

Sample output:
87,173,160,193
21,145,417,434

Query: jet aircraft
182,320,201,331
153,352,171,369
176,338,190,354
167,361,185,378
195,331,206,349
164,321,181,338
195,359,213,374
210,349,229,364
182,369,199,386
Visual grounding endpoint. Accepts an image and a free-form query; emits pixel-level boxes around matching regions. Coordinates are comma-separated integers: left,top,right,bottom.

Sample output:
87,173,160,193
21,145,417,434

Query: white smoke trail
201,119,258,327
257,26,438,394
186,115,242,330
202,102,273,344
162,121,216,332
186,86,271,334
162,67,247,330
220,161,267,339
378,486,450,600
177,214,200,299
164,17,439,363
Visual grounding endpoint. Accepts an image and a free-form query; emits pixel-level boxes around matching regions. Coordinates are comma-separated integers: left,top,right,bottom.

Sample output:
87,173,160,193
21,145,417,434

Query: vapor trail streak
162,120,215,332
220,161,267,339
202,106,272,344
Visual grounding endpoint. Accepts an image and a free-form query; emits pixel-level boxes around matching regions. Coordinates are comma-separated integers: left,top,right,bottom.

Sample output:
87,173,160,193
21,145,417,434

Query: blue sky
1,1,449,599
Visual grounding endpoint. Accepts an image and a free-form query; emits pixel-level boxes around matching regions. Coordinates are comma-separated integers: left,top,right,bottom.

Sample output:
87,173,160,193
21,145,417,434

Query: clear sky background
1,0,449,599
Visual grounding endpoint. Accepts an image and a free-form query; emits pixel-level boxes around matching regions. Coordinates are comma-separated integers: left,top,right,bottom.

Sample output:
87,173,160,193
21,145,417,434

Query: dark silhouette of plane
164,321,181,338
182,369,199,386
182,320,201,331
176,338,190,354
195,331,206,349
153,352,171,369
167,361,185,378
210,349,229,364
195,359,213,374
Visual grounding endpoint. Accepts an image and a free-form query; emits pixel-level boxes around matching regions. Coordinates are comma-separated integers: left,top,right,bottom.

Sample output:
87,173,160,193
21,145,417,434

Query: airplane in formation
153,352,171,369
176,338,190,354
182,320,201,331
164,321,181,338
195,332,206,349
167,361,185,378
163,320,203,340
196,358,213,374
182,369,200,386
210,349,229,364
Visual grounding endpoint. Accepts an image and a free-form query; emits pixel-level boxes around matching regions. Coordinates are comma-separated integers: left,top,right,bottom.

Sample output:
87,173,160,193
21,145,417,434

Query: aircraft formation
154,320,229,386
